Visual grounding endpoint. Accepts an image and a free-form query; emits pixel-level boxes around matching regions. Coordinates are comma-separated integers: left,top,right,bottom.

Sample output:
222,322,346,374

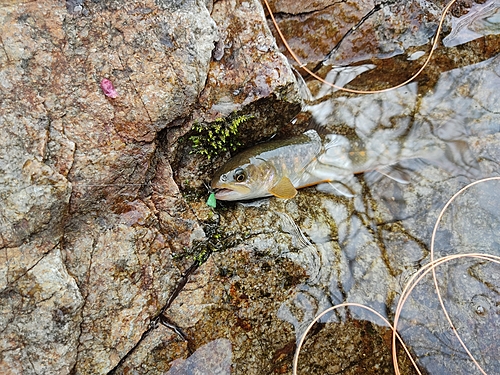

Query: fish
211,130,323,201
210,123,480,201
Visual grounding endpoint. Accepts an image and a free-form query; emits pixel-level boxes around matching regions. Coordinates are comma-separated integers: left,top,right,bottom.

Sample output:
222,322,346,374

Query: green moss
189,114,254,160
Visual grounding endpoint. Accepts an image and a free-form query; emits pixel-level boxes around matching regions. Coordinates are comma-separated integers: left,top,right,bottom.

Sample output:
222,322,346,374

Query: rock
111,324,189,374
2,0,499,374
0,0,218,373
64,216,174,374
265,0,340,15
0,247,83,375
267,0,448,68
200,0,299,120
166,338,232,375
0,0,301,373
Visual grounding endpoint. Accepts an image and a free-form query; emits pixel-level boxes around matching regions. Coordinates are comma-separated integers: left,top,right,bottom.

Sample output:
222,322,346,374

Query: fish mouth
212,183,252,201
214,188,237,200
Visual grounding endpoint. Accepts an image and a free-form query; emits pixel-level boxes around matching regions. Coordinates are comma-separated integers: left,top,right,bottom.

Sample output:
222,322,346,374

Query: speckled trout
211,127,479,201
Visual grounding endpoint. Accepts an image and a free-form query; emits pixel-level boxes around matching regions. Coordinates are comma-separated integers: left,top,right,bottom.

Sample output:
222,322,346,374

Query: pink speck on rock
100,78,118,98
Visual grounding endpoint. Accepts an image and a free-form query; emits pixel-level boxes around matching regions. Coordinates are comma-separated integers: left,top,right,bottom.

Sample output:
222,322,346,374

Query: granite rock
0,0,298,373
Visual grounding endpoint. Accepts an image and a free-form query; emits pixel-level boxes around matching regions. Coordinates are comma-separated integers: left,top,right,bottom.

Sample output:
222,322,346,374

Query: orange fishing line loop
292,302,423,375
392,253,500,375
293,177,500,375
427,176,500,375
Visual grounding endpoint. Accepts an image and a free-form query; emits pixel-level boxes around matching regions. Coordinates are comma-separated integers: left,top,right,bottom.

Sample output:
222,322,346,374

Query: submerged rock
207,53,500,374
166,338,232,375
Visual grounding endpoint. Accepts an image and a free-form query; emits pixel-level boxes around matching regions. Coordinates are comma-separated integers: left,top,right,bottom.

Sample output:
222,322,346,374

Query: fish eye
233,168,246,183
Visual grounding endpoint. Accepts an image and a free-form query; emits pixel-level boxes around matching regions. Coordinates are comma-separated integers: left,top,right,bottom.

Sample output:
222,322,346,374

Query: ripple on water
274,54,500,374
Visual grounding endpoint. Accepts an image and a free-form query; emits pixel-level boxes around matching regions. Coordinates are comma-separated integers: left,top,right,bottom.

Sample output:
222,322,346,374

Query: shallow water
179,3,500,374
195,53,500,372
275,54,500,373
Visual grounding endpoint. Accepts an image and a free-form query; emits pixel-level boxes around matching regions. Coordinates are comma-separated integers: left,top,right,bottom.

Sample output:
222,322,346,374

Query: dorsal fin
269,177,297,199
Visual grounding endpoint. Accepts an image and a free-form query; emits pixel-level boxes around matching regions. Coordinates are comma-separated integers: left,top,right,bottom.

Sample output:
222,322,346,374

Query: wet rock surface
267,0,448,67
1,1,500,375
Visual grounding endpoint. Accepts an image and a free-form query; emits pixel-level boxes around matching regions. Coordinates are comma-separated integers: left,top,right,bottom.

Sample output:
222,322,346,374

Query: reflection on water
166,339,232,375
443,0,500,47
397,259,500,374
277,55,500,373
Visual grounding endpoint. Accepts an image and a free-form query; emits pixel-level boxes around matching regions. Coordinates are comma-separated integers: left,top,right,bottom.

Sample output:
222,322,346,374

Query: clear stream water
171,2,500,374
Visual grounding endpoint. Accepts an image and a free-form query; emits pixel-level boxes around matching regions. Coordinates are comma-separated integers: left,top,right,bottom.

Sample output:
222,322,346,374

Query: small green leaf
206,192,217,208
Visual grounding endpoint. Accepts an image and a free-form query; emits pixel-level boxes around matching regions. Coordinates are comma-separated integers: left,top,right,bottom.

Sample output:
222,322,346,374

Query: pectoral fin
269,177,297,199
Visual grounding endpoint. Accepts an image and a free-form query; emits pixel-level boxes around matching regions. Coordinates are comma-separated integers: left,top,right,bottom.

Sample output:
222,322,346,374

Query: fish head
211,156,276,201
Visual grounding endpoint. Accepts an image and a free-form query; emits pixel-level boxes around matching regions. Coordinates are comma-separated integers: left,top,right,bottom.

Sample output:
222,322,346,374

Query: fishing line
262,0,459,94
292,302,422,375
293,177,500,375
392,252,500,375
427,176,500,375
